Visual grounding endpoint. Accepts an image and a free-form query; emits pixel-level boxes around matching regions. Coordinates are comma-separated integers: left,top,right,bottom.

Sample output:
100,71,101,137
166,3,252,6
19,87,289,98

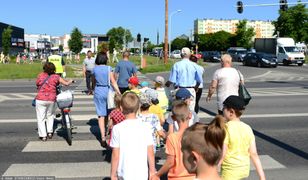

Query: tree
68,27,83,54
197,31,233,51
107,27,133,52
233,20,255,49
171,38,191,51
2,26,13,56
273,4,308,42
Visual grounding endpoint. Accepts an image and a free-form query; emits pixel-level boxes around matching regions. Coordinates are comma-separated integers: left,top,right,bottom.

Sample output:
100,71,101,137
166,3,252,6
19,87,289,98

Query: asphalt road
0,62,307,179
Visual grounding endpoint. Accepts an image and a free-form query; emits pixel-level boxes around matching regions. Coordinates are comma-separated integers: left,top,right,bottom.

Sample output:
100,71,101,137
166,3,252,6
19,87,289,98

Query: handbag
237,70,251,105
107,66,115,109
32,75,50,107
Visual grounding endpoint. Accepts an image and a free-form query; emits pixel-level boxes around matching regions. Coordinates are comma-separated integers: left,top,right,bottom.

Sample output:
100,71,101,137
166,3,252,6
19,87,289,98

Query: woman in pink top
35,62,73,141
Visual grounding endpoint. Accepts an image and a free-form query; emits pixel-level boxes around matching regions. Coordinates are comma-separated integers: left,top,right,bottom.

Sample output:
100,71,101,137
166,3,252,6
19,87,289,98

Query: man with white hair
206,54,244,115
166,47,202,111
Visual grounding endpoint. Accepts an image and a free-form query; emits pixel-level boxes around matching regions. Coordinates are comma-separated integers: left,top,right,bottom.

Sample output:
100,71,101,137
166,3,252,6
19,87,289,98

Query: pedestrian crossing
0,86,307,103
1,89,288,179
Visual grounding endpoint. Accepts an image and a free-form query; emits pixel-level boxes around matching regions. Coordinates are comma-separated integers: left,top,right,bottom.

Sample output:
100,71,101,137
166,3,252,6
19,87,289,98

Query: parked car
202,51,221,62
227,47,247,62
243,52,278,68
171,50,181,59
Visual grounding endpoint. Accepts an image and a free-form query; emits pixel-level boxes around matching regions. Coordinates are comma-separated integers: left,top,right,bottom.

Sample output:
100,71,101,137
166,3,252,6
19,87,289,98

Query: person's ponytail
205,115,226,150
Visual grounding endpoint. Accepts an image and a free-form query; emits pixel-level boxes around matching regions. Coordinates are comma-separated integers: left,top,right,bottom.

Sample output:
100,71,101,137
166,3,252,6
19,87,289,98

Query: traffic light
144,38,149,42
237,1,243,14
137,33,141,42
280,0,288,11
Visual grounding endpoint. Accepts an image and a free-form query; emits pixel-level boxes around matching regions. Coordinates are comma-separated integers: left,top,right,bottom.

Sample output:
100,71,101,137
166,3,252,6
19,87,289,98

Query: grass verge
0,63,77,80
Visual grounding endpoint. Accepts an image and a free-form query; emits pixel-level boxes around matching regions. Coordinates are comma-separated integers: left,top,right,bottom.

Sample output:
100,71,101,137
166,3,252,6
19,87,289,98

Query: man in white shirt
206,54,244,115
82,50,95,95
112,48,119,63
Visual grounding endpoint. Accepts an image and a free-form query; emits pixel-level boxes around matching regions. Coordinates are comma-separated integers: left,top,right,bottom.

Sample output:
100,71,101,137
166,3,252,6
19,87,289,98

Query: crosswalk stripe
22,140,103,152
54,125,99,134
3,162,110,178
11,94,33,99
157,155,285,170
1,112,308,124
0,87,308,102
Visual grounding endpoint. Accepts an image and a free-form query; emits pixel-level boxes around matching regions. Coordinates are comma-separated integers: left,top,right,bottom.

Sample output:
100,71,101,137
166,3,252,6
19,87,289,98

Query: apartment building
194,19,275,38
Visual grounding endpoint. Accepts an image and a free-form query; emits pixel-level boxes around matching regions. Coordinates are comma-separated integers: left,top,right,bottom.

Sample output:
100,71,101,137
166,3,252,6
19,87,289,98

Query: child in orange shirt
151,100,195,180
181,116,226,180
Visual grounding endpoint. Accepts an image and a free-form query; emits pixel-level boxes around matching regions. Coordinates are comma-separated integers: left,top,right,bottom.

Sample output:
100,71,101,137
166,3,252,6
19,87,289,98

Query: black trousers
194,88,203,113
119,87,129,94
85,71,93,92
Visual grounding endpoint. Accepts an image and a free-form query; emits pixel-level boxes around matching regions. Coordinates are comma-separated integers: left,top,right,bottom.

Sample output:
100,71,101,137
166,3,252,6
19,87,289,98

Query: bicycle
56,82,75,145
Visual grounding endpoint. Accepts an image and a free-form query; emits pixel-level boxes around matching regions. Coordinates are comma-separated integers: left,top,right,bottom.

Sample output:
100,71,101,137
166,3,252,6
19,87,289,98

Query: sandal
47,133,53,139
40,137,47,142
101,137,107,148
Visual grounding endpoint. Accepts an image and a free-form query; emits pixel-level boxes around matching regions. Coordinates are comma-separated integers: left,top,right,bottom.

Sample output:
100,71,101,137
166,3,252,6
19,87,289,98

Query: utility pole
164,0,168,64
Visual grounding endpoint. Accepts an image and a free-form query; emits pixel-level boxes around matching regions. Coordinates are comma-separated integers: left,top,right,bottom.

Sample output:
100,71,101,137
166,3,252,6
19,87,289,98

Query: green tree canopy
233,20,255,49
171,38,191,51
2,26,13,56
68,27,83,54
107,27,133,52
197,31,233,51
273,4,308,43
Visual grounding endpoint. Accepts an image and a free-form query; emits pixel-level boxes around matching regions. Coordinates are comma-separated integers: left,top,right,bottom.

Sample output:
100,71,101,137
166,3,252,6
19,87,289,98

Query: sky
0,0,289,43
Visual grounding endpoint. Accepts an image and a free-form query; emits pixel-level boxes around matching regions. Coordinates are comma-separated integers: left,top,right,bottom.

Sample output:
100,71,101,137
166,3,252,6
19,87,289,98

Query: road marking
54,125,99,134
250,155,285,170
247,71,272,80
0,115,98,123
3,162,110,178
1,112,308,124
157,155,285,170
11,94,34,99
22,140,103,152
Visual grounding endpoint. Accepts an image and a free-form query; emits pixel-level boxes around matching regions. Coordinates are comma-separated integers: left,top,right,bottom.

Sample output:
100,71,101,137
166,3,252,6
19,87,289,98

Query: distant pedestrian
110,92,156,180
47,52,66,77
0,52,4,64
206,54,244,115
35,62,73,141
16,53,21,64
181,116,226,180
220,95,265,180
112,48,118,63
189,55,204,113
151,100,195,180
166,47,202,112
114,51,137,94
92,52,121,147
82,50,95,95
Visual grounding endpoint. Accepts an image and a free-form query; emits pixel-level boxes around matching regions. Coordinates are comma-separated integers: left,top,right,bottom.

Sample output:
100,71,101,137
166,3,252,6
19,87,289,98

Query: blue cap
140,81,149,87
175,88,192,100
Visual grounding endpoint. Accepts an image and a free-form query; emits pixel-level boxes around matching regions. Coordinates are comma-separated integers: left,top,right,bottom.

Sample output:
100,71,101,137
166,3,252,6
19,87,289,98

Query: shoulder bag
32,75,50,107
107,66,115,109
237,70,251,105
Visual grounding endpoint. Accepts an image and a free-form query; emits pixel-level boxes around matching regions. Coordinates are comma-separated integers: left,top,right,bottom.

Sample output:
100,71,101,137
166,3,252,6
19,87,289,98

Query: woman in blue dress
92,52,120,147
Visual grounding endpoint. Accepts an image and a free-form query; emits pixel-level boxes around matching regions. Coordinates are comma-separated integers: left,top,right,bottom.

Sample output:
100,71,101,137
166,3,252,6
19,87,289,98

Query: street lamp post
169,10,182,57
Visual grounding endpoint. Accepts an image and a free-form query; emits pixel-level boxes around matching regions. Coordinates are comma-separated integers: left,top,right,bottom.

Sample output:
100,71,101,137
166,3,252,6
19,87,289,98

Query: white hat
181,47,191,57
